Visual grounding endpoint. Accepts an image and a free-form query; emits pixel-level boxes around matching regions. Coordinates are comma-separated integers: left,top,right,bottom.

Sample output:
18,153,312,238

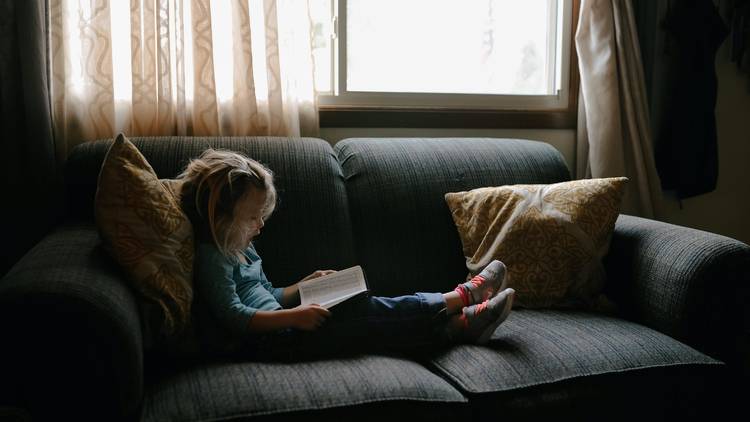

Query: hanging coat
654,0,729,199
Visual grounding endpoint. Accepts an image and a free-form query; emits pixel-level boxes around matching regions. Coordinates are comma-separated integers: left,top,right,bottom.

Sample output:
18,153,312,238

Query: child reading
178,148,515,359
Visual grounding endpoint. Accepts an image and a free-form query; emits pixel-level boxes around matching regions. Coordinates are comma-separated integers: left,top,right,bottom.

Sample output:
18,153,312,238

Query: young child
178,148,515,359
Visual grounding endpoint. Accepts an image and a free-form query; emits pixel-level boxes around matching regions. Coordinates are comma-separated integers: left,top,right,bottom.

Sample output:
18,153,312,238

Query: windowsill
318,106,577,129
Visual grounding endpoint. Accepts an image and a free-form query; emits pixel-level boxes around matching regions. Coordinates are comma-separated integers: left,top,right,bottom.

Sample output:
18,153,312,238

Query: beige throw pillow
445,177,627,310
95,133,194,334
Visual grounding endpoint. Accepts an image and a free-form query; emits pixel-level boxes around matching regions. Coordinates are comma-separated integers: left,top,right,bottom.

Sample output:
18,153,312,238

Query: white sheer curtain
575,0,663,218
49,0,318,159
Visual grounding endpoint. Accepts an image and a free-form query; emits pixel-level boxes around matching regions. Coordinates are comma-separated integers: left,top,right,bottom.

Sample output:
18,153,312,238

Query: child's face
232,188,267,246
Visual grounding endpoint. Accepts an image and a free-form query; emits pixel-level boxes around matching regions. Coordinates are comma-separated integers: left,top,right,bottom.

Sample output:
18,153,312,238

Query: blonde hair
178,149,276,259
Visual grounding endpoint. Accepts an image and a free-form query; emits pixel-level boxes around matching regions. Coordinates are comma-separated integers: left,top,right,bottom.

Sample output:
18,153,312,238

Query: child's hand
301,270,337,282
290,304,332,331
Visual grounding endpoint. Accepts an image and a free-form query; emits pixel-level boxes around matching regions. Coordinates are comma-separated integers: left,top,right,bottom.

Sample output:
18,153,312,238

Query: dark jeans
242,292,450,361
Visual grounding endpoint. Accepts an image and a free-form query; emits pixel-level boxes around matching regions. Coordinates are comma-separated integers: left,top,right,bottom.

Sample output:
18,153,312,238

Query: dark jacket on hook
655,0,728,199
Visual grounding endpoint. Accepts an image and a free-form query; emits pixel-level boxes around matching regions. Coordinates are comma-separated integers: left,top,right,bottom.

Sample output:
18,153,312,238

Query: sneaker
462,288,515,345
459,260,508,305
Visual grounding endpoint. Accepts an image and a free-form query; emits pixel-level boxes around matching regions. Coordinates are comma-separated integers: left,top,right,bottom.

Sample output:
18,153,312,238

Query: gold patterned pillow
445,177,628,310
95,133,194,334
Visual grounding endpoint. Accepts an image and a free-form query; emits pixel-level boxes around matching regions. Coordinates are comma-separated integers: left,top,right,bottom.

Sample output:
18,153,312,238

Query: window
309,0,575,112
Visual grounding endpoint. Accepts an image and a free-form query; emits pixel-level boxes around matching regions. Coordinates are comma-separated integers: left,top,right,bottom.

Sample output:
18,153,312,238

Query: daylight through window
310,0,573,110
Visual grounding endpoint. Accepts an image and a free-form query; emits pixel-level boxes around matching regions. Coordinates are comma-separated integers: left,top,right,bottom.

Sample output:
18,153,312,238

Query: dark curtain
0,0,59,277
633,0,729,201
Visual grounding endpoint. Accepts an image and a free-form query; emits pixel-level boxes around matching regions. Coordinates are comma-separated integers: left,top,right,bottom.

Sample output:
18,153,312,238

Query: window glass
346,0,555,95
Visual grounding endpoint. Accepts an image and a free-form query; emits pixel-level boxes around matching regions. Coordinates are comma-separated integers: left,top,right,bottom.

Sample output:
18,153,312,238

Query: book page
298,266,368,309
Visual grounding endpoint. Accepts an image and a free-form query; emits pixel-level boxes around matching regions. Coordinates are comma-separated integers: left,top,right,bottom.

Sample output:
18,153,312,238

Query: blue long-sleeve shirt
194,242,284,336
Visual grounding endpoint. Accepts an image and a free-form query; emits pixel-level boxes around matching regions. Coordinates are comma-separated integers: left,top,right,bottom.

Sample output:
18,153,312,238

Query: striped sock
454,284,471,307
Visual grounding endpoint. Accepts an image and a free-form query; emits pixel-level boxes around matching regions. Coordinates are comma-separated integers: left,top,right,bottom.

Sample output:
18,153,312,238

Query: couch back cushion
66,136,356,286
334,138,571,296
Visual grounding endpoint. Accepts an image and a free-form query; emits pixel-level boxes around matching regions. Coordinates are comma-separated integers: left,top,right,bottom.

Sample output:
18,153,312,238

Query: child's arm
248,305,331,332
249,244,336,308
196,250,270,335
278,284,300,308
197,246,333,334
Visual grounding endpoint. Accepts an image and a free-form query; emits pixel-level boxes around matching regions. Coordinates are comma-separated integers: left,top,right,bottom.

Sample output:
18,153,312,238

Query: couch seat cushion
429,309,723,395
141,355,466,421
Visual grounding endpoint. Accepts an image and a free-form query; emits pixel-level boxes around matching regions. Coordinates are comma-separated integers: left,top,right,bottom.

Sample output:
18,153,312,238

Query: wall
320,38,749,245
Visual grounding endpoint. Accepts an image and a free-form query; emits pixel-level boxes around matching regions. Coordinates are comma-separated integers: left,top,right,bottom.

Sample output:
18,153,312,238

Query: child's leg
445,288,515,345
452,260,508,308
442,260,508,315
248,277,514,360
251,292,451,359
443,290,465,315
325,292,450,353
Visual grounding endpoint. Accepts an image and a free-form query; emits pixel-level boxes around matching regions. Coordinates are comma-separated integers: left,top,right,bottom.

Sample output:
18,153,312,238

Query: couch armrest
604,214,750,372
0,223,144,421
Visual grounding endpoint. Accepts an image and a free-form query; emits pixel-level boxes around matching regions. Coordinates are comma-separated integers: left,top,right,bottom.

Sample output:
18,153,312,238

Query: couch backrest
64,136,356,285
335,138,571,296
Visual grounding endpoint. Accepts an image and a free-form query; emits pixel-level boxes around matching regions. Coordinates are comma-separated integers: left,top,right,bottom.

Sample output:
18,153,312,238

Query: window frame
319,0,581,129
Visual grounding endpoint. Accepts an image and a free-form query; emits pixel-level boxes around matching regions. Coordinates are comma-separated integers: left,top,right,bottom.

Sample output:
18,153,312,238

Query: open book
298,266,369,309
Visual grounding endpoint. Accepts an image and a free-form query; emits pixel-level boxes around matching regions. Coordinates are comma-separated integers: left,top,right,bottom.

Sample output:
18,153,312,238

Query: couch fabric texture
1,136,747,422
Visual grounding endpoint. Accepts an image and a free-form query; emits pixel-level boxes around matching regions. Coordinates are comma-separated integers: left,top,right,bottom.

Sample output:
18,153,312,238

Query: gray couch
1,136,747,421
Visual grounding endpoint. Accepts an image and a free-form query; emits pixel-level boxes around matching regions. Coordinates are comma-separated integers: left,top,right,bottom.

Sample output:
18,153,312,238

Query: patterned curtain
49,0,318,159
